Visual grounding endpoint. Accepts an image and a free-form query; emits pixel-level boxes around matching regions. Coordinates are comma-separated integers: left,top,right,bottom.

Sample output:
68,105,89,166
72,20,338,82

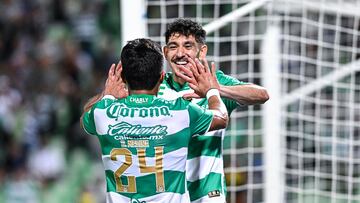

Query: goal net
124,0,360,202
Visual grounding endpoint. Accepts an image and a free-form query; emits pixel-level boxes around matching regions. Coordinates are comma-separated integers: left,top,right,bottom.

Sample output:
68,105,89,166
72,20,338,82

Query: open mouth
174,61,188,65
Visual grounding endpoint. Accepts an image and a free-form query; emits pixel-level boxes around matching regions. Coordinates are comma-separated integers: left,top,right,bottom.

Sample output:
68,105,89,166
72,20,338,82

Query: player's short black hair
164,18,206,44
121,38,163,90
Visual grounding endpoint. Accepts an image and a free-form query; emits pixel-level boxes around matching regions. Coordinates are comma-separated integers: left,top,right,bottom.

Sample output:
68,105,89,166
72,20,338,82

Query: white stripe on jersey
186,156,224,182
93,108,190,135
102,147,188,176
106,191,191,203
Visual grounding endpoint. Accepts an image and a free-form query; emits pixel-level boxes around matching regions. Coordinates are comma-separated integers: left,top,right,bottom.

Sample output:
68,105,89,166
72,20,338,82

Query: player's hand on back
104,61,129,98
176,57,220,98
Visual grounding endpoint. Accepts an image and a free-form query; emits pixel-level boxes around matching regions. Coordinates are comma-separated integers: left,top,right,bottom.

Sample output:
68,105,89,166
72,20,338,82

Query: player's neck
129,89,157,96
127,75,163,96
128,81,161,96
172,74,186,86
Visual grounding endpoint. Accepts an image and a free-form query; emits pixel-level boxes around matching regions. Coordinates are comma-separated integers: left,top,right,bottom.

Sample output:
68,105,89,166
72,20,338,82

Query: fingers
188,83,199,92
194,58,205,74
187,58,200,78
179,65,194,79
176,66,195,84
115,61,122,81
200,58,209,73
182,93,201,100
108,61,123,82
108,63,115,78
211,62,216,75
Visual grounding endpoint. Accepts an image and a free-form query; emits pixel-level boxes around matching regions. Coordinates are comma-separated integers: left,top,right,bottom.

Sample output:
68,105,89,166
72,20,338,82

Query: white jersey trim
103,95,116,100
106,191,191,203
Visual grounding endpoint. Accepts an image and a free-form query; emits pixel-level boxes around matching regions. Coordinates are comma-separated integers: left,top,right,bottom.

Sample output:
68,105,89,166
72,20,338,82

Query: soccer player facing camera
159,18,269,203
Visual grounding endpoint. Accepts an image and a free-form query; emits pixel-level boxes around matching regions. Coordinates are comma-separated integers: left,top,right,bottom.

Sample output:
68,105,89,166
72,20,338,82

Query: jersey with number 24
82,94,214,203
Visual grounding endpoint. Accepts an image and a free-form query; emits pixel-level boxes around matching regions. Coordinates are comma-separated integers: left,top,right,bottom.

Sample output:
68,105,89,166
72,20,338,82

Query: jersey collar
166,73,189,92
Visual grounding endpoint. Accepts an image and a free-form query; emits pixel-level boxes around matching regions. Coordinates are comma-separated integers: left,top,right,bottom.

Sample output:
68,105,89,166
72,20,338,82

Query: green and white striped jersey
82,94,214,203
158,71,246,203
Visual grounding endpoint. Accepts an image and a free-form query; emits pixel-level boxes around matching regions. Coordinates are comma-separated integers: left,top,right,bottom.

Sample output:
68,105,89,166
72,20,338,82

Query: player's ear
163,45,168,58
198,44,208,60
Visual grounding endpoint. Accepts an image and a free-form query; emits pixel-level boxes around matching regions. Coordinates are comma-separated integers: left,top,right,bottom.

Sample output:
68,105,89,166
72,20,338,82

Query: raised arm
219,83,269,105
177,58,228,131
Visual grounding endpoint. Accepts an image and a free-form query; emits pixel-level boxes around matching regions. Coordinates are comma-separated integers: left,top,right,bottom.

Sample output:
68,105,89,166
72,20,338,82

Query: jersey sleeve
82,95,116,136
216,70,248,113
187,102,214,136
82,110,96,135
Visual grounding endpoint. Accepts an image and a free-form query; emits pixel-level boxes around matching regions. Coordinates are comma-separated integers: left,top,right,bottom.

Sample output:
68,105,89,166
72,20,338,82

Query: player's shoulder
153,96,191,109
215,69,231,80
93,96,119,110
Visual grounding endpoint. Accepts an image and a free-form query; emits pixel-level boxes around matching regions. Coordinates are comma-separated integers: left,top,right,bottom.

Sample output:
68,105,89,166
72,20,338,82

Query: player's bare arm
219,83,269,105
177,57,228,131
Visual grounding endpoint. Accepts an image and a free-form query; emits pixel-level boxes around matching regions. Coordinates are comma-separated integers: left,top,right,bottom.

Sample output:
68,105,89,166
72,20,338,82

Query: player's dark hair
165,18,206,44
121,38,163,90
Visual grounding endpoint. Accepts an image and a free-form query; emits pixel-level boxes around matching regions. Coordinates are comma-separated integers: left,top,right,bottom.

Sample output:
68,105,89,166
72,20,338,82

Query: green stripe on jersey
187,172,224,201
187,135,222,159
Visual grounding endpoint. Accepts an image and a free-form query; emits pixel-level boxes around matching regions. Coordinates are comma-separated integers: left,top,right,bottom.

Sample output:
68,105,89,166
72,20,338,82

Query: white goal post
120,0,148,47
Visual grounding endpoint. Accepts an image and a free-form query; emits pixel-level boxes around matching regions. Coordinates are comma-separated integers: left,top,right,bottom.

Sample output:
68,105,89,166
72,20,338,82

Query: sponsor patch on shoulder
208,190,221,198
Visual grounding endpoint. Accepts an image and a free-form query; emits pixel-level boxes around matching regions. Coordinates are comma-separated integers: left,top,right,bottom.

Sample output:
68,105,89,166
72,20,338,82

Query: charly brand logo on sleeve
107,103,171,119
108,122,167,139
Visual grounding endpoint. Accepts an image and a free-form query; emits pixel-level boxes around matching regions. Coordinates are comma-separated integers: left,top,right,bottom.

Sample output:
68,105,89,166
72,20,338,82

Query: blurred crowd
0,0,122,202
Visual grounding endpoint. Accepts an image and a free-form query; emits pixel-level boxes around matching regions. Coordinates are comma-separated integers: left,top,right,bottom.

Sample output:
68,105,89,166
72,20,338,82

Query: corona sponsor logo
106,103,171,119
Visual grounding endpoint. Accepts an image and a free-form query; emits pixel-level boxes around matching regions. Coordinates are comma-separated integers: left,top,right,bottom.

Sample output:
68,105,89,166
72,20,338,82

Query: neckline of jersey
166,73,190,91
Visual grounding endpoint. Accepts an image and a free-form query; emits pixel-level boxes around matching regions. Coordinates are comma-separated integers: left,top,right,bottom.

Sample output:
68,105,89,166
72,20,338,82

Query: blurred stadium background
0,0,360,203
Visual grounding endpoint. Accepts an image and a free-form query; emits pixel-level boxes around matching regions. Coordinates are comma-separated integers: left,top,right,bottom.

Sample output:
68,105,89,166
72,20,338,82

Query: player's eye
185,44,193,49
168,45,177,49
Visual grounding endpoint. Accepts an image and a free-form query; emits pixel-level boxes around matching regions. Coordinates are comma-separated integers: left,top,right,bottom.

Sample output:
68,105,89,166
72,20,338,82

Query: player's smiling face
164,33,207,84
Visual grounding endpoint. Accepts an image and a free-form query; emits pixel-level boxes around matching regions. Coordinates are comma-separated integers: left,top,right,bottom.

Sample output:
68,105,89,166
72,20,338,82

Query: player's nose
176,46,186,57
